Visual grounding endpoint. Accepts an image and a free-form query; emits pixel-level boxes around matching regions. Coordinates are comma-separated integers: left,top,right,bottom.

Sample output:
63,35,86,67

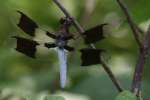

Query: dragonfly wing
80,48,104,66
83,24,107,44
13,36,39,58
57,48,67,88
17,11,38,37
46,32,57,39
45,43,56,49
64,46,74,51
64,35,74,40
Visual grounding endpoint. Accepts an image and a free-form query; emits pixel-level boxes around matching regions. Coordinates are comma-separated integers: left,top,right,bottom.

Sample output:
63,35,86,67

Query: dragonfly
13,11,107,88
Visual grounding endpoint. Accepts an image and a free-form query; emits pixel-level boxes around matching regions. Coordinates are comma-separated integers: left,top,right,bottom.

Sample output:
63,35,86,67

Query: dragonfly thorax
55,34,67,48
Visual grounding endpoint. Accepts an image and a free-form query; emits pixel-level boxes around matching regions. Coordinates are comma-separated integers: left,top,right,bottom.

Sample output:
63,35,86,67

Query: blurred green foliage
44,96,65,100
115,91,137,100
0,0,150,100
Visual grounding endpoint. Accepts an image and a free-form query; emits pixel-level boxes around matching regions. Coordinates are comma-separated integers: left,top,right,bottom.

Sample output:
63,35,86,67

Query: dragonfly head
59,17,72,26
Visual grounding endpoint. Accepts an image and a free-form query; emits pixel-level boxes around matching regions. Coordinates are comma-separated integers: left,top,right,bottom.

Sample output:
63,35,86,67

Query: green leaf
26,96,36,100
44,95,65,100
115,91,137,100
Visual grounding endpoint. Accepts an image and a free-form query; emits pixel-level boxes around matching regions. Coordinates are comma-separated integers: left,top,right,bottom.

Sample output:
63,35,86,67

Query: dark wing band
13,36,39,58
83,24,107,44
17,11,38,37
46,32,57,39
45,43,57,49
64,45,74,51
64,35,74,40
80,48,104,66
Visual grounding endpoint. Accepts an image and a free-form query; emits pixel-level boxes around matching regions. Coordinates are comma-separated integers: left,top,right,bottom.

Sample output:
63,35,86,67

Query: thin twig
116,0,150,96
101,61,123,92
131,47,147,95
53,0,123,92
132,26,150,95
115,0,149,96
116,0,142,47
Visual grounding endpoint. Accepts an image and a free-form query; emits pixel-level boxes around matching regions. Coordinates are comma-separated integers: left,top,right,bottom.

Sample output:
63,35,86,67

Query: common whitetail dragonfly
13,11,106,88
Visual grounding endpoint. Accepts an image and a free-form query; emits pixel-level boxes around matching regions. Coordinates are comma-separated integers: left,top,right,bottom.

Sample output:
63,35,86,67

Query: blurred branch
143,26,150,50
132,26,150,96
134,23,145,34
53,0,123,92
101,61,123,92
116,0,150,97
116,0,142,47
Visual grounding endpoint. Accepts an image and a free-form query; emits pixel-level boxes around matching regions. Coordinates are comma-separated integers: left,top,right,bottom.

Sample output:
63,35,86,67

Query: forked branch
131,26,150,96
116,0,142,47
116,0,150,97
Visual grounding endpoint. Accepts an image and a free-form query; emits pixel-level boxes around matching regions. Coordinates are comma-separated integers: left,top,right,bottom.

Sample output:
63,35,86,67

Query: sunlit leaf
44,95,65,100
26,96,36,100
115,91,137,100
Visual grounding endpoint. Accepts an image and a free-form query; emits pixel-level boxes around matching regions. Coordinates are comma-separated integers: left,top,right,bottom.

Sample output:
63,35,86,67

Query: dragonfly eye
59,17,72,26
60,18,66,24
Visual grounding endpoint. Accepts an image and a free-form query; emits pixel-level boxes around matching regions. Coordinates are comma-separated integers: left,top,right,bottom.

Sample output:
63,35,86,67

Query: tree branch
115,0,150,96
134,23,145,34
101,61,123,92
131,26,150,95
116,0,142,47
53,0,123,92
